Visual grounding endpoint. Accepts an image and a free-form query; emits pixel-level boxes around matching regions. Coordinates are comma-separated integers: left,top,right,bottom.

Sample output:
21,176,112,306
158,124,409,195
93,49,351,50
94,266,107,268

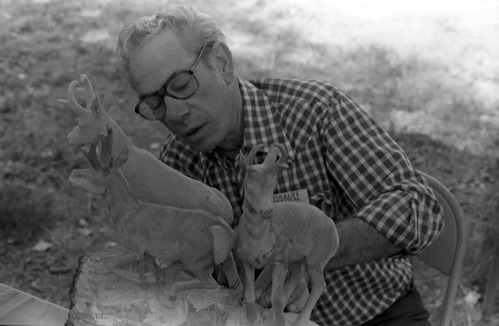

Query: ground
0,1,498,325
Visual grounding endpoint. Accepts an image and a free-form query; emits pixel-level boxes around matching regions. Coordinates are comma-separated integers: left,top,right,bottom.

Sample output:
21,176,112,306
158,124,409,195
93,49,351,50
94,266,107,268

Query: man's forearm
326,217,403,270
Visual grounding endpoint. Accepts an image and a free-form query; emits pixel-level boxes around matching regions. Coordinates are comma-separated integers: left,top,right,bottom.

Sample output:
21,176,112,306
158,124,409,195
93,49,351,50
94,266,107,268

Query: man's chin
184,139,216,153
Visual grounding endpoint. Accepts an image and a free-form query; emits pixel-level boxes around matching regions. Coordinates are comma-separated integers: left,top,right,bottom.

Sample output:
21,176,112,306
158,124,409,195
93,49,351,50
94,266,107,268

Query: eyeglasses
134,43,208,121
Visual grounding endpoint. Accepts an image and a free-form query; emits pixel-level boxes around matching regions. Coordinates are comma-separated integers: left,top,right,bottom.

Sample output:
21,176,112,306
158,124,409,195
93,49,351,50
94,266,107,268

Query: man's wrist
326,217,402,270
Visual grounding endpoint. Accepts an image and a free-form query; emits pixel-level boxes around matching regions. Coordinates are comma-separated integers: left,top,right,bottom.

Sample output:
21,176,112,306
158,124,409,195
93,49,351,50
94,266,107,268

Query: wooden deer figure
68,128,241,299
235,144,340,326
59,74,233,225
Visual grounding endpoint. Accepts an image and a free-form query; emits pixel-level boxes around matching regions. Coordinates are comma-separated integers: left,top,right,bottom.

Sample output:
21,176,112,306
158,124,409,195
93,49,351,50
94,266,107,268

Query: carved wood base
66,251,317,326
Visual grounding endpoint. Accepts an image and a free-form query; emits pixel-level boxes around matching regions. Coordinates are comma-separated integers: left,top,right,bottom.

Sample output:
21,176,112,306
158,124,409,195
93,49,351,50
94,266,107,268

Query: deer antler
76,74,97,109
271,143,288,167
260,143,289,174
240,143,289,174
57,80,84,114
261,146,277,166
245,144,264,166
58,74,98,119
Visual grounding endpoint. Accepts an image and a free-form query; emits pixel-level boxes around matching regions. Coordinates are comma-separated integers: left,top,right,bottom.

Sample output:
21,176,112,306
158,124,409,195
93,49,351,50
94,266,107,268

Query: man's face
128,30,239,152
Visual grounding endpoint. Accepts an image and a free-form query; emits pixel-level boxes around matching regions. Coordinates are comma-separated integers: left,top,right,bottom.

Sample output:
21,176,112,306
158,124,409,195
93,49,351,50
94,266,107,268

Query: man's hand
254,266,310,313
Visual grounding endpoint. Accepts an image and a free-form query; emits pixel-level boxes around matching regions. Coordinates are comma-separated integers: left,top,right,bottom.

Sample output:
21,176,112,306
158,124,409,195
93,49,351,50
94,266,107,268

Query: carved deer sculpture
235,144,340,326
69,128,241,299
59,74,233,225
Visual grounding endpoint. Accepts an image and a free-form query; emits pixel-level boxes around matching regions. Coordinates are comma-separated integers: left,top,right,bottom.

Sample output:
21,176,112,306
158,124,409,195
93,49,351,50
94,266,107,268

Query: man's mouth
184,124,205,139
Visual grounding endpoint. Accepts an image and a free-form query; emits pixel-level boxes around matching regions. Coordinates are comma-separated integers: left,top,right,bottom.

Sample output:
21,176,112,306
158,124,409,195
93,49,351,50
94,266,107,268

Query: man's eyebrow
138,67,185,98
139,86,163,99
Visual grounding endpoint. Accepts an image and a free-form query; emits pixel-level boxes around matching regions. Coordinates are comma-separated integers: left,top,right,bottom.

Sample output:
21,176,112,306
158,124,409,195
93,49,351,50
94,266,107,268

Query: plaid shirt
159,78,444,325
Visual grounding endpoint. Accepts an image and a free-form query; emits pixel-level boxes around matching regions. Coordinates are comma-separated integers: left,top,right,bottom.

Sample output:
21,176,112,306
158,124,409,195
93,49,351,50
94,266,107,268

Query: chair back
416,171,467,326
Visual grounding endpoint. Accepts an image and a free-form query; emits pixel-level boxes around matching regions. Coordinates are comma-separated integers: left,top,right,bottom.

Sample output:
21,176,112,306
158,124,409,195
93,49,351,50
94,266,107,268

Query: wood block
66,251,318,326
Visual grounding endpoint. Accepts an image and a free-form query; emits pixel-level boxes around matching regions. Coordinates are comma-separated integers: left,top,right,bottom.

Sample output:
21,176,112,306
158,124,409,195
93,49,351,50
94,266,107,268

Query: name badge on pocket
273,189,310,204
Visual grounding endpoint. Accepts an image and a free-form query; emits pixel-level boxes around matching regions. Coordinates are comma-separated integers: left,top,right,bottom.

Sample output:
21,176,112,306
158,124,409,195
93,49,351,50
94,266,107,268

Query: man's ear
211,42,235,84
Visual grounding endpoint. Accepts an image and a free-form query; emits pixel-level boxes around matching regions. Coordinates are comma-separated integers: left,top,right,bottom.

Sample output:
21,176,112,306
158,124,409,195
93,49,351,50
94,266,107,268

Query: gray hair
115,6,227,79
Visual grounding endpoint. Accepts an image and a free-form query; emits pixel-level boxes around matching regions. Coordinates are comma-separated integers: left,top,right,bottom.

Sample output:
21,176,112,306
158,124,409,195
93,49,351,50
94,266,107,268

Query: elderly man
115,6,443,326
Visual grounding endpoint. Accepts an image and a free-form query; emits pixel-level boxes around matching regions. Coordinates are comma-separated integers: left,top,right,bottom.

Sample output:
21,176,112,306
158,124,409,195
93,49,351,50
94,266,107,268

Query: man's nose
162,98,190,122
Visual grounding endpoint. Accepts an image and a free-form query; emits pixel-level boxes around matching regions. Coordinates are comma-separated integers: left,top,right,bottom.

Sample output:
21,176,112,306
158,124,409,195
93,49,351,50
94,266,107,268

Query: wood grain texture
67,251,318,326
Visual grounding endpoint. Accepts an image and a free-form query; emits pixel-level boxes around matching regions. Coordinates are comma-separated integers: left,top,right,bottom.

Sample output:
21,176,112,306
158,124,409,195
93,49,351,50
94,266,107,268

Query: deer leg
282,261,305,305
155,260,186,283
138,253,158,283
170,246,220,299
152,261,189,308
293,267,326,326
169,266,218,300
271,263,288,326
241,263,261,323
220,253,243,305
221,253,241,289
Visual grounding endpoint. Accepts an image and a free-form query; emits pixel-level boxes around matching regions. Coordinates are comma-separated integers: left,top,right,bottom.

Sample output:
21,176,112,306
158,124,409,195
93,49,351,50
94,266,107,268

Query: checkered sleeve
322,88,444,255
158,133,204,181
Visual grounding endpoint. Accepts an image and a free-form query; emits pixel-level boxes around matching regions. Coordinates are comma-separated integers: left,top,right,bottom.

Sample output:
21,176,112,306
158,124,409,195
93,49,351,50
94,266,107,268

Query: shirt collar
238,78,295,160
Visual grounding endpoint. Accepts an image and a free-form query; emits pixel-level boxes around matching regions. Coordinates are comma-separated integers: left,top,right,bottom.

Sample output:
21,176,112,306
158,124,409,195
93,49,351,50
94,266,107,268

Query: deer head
69,127,128,194
59,74,114,146
68,168,106,195
238,143,288,219
68,135,108,195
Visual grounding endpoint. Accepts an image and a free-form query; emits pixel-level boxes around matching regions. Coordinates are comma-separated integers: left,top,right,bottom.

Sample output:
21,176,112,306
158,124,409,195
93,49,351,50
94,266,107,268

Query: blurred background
0,0,498,324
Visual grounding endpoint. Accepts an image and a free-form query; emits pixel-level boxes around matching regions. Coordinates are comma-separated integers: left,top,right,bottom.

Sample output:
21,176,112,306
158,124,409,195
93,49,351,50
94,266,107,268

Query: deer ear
99,127,113,164
115,147,129,166
277,162,289,171
237,151,246,172
102,88,115,114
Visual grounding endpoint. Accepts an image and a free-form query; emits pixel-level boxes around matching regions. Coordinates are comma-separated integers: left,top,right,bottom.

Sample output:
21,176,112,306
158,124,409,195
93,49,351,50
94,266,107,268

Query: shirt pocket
277,159,338,221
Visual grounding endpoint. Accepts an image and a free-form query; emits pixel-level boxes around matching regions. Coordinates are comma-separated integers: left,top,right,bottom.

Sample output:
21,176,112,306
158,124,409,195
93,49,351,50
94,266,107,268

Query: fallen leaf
104,241,117,249
78,227,93,237
29,281,42,293
32,240,53,252
78,218,89,227
49,265,73,275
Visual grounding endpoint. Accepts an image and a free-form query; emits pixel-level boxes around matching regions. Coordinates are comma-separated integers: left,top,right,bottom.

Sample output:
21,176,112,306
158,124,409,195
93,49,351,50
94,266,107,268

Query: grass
0,0,498,324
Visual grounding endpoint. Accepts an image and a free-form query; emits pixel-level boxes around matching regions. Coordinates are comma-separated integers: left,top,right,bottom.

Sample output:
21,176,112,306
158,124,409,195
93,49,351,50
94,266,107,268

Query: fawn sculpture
235,144,340,326
59,74,233,224
69,128,241,299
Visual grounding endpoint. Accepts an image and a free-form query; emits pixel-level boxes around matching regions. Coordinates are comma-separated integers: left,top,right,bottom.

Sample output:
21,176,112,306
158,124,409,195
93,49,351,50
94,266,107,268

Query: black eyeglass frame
134,43,208,120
